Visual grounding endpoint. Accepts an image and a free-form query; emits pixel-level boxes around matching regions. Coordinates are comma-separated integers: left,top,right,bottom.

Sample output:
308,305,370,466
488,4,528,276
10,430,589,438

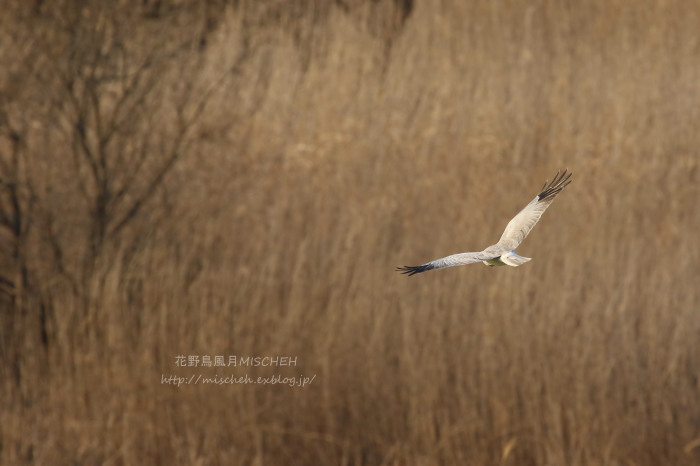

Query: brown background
1,0,699,464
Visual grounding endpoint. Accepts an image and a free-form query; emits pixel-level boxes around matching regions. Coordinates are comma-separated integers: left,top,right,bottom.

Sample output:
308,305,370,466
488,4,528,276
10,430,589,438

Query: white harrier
397,169,572,276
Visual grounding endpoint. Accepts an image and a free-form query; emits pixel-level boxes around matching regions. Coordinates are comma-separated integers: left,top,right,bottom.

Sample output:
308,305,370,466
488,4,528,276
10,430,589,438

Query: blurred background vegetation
1,0,698,464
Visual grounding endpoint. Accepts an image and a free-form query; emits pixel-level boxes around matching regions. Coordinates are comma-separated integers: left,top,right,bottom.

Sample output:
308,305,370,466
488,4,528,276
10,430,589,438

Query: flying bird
397,169,572,276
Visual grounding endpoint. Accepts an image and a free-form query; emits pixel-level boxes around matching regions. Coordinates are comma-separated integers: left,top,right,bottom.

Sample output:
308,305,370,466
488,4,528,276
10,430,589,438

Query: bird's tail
501,251,531,267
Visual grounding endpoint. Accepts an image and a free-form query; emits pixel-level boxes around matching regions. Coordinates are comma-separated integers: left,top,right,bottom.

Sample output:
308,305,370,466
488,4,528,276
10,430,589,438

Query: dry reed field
1,0,699,464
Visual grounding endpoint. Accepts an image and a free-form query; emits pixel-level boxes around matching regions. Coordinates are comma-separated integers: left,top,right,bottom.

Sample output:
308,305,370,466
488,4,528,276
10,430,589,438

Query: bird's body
397,169,572,276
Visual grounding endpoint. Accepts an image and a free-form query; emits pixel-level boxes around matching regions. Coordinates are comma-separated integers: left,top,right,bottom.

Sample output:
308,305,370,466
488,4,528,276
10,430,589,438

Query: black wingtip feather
396,264,433,276
537,169,572,202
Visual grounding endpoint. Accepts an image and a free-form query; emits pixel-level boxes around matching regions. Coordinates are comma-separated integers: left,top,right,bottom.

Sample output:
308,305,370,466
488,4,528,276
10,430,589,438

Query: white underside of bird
397,169,572,276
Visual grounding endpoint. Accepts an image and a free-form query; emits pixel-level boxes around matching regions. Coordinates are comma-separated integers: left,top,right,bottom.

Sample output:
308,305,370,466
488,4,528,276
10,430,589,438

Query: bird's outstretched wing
396,249,499,276
496,169,572,251
396,169,572,276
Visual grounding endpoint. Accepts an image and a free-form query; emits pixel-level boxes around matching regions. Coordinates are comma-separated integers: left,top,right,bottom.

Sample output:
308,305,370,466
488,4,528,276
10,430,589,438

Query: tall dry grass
1,0,699,464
